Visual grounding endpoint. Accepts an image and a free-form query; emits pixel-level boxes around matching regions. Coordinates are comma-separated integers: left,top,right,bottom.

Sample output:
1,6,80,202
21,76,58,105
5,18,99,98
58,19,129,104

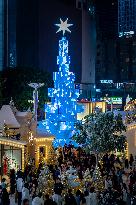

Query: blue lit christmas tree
45,18,83,147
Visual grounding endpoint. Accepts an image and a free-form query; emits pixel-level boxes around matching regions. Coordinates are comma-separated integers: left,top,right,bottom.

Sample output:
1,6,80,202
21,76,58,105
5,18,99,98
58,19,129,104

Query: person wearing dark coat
10,169,16,194
65,189,77,205
54,178,63,195
44,194,57,205
129,154,134,167
2,188,10,205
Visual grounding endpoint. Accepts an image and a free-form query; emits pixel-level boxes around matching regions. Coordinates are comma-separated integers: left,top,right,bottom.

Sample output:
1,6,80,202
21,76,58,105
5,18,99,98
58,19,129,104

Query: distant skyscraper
76,0,96,98
95,0,118,83
5,0,17,67
118,0,136,37
0,0,17,70
0,0,4,70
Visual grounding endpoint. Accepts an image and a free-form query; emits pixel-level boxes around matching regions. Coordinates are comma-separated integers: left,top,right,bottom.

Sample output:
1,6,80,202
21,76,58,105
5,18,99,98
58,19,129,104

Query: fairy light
35,137,54,142
46,145,48,160
29,132,34,142
125,142,129,159
0,137,26,170
22,147,25,171
44,27,83,147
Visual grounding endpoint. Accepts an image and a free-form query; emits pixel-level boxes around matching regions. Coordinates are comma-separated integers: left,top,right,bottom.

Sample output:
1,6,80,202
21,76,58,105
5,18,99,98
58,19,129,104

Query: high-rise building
0,0,4,70
4,0,17,68
118,0,136,37
118,0,136,82
76,0,96,85
76,0,96,98
95,0,118,83
117,36,136,81
16,0,38,68
0,0,17,70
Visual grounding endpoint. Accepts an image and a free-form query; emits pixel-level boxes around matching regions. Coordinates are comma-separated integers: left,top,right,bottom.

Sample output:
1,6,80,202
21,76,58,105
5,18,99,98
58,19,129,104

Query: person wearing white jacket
22,183,30,201
32,193,44,205
89,187,97,205
52,193,62,205
16,177,24,205
84,191,90,205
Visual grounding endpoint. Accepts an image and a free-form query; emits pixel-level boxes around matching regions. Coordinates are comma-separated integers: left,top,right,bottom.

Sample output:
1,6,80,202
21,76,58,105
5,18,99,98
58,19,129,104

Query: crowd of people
0,145,136,205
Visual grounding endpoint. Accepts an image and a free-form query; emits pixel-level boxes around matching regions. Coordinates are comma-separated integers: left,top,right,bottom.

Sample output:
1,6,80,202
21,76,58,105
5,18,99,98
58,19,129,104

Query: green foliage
0,67,53,113
73,112,127,154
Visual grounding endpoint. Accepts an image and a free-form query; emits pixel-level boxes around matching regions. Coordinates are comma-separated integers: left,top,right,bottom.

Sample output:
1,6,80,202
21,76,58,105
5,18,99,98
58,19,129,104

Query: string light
0,137,26,171
44,32,83,146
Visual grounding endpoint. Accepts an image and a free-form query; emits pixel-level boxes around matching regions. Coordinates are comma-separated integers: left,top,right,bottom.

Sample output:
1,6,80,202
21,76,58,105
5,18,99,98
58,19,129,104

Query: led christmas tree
45,18,83,147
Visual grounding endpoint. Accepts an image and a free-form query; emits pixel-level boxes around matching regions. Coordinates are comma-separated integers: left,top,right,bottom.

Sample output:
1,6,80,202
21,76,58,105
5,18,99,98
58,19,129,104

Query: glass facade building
0,0,17,70
118,0,136,37
0,0,4,70
4,0,17,68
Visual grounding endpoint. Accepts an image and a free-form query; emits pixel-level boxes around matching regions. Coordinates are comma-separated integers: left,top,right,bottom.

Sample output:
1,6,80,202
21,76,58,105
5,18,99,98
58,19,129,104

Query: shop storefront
35,137,54,167
0,137,26,176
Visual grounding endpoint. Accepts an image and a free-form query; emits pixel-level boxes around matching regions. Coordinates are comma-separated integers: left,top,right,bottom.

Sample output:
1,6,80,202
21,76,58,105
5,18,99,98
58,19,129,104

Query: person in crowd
16,173,24,205
84,191,90,205
1,188,10,205
125,159,129,169
105,176,112,190
0,185,2,204
65,189,77,205
1,178,7,189
54,178,63,196
16,169,23,179
10,169,16,195
23,199,29,205
44,194,57,205
130,154,134,168
80,193,86,205
89,187,97,205
32,192,44,205
52,190,62,205
75,189,81,205
22,183,30,202
122,183,127,205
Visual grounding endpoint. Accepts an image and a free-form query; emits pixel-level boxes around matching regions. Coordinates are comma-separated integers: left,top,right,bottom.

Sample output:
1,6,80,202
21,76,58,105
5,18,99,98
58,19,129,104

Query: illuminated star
55,18,73,35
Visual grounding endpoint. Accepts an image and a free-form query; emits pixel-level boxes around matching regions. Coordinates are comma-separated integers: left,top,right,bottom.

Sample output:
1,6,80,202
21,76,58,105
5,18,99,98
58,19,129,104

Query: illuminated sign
100,80,113,84
119,31,134,38
101,97,122,104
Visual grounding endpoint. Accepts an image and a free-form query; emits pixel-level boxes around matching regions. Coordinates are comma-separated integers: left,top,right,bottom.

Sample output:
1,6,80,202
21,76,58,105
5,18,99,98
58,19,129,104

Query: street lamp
28,83,44,122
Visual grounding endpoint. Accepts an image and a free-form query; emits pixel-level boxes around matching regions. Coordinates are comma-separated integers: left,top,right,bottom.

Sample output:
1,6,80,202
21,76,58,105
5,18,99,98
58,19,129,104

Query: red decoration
3,157,8,175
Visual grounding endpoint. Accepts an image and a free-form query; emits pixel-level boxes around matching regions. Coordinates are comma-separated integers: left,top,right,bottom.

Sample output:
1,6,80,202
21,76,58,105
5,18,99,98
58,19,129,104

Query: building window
97,60,100,64
126,58,130,63
97,52,100,57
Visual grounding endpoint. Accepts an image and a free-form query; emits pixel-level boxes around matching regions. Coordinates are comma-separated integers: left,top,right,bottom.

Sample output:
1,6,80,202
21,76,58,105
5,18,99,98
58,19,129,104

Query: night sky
17,0,82,82
38,0,82,82
16,0,118,83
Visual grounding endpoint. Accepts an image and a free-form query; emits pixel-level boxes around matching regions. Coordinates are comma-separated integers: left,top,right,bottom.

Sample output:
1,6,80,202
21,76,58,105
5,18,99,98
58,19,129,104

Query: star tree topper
55,18,73,35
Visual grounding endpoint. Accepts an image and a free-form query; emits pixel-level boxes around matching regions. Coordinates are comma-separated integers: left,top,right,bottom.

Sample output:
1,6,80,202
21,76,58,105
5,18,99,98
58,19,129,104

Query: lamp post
28,83,44,122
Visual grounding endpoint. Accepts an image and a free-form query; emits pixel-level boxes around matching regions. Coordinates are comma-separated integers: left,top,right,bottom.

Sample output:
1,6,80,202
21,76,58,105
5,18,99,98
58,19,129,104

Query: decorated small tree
74,112,126,158
92,166,104,191
74,112,126,191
